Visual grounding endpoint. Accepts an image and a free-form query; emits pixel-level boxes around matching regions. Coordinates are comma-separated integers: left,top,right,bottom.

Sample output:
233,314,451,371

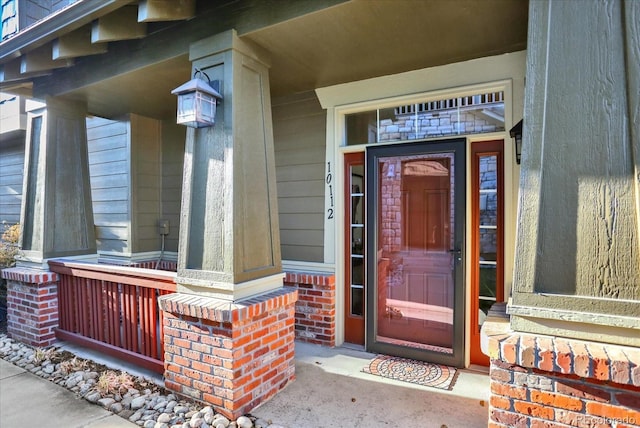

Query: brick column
1,267,59,347
284,272,335,347
483,307,640,428
159,288,297,420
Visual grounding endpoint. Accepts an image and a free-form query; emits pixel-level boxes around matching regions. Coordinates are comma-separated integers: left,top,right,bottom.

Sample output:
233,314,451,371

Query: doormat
362,355,458,390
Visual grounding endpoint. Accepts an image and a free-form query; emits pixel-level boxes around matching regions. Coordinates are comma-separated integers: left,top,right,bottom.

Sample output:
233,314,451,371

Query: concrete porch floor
252,342,490,428
57,340,490,428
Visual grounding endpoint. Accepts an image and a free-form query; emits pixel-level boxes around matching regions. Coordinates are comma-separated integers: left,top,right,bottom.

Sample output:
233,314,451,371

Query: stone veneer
284,272,335,347
1,267,60,347
158,287,298,420
483,306,640,428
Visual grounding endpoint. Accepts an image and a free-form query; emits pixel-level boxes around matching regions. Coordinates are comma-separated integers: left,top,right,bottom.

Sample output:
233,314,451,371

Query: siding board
275,146,326,166
0,139,24,224
273,91,326,262
277,180,324,197
87,116,130,253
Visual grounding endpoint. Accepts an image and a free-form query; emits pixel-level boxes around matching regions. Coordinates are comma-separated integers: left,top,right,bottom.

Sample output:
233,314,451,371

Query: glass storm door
366,140,465,367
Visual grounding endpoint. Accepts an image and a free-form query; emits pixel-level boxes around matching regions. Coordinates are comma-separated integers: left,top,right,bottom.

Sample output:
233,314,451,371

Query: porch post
482,1,640,426
159,29,297,419
1,97,96,346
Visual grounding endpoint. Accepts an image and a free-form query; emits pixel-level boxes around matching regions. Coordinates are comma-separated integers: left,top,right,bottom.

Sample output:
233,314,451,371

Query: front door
366,140,465,367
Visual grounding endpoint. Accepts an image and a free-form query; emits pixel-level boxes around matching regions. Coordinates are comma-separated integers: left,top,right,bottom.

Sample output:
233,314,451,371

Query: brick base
483,313,640,428
159,288,298,420
284,272,335,347
1,267,59,347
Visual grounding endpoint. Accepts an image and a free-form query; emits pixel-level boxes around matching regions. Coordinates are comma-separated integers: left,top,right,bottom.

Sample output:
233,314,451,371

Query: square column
1,268,59,347
163,29,296,416
2,96,96,346
176,29,282,301
508,0,640,346
18,97,96,269
159,288,297,420
484,1,640,425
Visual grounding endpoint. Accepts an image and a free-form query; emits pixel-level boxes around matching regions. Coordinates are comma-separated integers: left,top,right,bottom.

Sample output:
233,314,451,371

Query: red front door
344,152,365,345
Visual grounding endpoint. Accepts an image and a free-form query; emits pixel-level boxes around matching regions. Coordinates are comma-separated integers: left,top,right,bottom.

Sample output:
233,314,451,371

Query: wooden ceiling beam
1,59,51,83
138,0,195,22
92,5,147,43
20,44,73,74
53,25,108,60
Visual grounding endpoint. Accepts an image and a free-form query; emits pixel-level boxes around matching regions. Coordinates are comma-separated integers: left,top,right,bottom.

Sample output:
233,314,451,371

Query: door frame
365,139,466,367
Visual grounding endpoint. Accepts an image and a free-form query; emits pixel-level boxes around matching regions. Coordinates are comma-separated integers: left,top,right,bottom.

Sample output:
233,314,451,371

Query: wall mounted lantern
171,69,222,128
510,119,523,164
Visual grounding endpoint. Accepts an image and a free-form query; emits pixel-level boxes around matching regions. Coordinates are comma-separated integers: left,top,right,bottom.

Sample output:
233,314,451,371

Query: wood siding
273,91,326,262
161,121,184,253
0,139,24,224
87,116,130,253
130,114,161,253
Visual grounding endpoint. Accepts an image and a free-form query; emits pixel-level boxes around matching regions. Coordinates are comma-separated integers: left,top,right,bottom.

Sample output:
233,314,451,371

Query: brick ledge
482,311,640,387
1,267,59,284
159,288,298,323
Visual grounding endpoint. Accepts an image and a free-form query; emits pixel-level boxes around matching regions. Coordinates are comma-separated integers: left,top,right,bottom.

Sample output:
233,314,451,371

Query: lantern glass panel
196,92,216,125
177,92,197,124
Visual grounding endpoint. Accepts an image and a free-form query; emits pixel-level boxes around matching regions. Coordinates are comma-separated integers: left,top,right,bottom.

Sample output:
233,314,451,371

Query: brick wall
2,267,59,347
484,315,640,428
284,272,335,347
159,288,298,420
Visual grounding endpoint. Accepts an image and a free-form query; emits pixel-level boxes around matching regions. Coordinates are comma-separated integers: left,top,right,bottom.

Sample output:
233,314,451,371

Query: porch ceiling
247,0,529,97
1,0,528,120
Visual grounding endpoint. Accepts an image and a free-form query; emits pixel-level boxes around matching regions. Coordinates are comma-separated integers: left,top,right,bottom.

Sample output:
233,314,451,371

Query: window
345,91,505,145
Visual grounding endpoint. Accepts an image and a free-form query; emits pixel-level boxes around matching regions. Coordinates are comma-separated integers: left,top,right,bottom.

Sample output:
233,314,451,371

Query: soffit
1,0,528,120
247,0,529,97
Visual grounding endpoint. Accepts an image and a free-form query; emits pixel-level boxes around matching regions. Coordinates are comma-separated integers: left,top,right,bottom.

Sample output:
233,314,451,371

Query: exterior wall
2,268,59,347
129,114,161,254
87,116,130,254
159,288,298,420
284,271,335,347
87,113,165,258
484,313,640,428
316,51,526,347
0,138,24,225
273,91,326,263
160,121,185,253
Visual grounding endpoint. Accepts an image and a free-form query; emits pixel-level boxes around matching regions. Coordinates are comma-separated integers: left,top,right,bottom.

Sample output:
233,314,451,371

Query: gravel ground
0,332,285,428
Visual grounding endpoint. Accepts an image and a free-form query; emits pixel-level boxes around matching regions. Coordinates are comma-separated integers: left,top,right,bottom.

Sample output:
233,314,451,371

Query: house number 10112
326,161,334,219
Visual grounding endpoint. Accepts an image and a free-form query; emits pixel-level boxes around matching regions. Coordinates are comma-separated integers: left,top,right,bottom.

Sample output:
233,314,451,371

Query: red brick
554,339,573,375
586,401,640,423
530,420,570,428
607,347,631,385
616,393,640,410
588,343,611,381
537,336,555,372
491,381,528,400
530,390,583,411
490,409,528,428
571,342,591,378
490,395,512,410
514,400,554,420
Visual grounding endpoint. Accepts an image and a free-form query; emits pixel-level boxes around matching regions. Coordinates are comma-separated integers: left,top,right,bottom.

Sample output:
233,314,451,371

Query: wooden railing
48,260,177,374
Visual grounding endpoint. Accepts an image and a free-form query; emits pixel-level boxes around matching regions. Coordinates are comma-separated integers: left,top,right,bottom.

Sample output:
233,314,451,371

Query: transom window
345,91,504,145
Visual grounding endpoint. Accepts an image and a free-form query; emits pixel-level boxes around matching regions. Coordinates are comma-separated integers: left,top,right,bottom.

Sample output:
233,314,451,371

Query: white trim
282,260,335,274
175,272,285,302
315,51,526,364
97,250,178,264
